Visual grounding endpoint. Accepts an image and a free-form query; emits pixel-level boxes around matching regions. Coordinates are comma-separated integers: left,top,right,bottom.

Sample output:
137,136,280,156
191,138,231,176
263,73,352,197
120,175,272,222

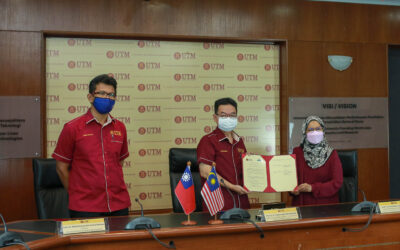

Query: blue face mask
93,97,115,114
218,117,238,132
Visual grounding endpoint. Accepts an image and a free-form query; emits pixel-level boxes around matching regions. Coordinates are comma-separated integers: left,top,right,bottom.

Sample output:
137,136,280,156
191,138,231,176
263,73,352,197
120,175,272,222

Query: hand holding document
242,153,298,193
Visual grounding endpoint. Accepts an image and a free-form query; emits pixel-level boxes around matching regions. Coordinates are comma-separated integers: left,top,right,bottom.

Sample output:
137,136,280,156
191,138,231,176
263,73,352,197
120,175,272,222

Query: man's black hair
214,97,237,114
89,74,117,95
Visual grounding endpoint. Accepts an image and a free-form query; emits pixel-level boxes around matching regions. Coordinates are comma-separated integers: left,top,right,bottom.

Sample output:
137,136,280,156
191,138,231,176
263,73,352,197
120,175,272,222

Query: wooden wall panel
0,0,399,43
0,159,37,221
0,31,42,95
288,41,387,97
287,40,389,202
358,148,389,200
0,31,42,221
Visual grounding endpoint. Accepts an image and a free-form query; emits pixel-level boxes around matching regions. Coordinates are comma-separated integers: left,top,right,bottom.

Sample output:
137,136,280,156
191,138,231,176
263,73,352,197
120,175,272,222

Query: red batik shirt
52,110,131,212
197,128,250,211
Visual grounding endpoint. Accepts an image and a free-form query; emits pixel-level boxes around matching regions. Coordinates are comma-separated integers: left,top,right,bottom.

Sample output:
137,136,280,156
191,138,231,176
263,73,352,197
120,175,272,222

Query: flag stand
181,213,197,226
208,214,223,225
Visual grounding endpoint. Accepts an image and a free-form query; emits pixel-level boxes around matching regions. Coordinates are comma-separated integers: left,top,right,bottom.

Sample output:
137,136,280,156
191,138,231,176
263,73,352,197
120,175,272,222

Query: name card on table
59,218,107,235
263,207,300,222
377,201,400,214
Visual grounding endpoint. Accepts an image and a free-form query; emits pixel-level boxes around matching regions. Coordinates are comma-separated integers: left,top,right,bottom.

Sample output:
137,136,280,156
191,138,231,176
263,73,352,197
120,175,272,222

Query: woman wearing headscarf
291,116,343,206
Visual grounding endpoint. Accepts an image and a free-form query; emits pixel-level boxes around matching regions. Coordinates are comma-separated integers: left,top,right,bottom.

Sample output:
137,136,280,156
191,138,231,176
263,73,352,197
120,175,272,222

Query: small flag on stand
175,161,196,215
201,164,224,217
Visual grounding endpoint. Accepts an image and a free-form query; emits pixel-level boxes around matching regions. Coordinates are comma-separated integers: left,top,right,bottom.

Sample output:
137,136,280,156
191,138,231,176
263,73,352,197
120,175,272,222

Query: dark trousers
69,208,129,218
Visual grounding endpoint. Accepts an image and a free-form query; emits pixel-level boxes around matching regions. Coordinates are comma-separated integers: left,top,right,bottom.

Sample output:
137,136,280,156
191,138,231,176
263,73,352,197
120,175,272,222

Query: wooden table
2,203,400,249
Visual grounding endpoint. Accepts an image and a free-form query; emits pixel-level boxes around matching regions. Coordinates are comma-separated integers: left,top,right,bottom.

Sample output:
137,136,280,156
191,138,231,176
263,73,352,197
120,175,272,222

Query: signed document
242,154,297,193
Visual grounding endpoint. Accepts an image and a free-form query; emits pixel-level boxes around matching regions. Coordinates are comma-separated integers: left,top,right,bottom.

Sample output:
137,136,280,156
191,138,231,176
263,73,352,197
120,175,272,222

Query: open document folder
242,153,297,192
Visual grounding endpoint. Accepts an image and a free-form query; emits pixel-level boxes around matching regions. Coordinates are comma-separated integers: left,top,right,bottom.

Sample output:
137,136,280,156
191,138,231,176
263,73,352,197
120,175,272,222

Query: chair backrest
337,150,358,202
169,148,203,213
32,158,70,219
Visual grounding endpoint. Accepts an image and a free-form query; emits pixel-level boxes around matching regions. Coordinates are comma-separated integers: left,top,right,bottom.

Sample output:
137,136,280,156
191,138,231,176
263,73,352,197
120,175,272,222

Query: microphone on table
0,213,30,249
125,198,175,249
219,179,264,239
343,189,377,232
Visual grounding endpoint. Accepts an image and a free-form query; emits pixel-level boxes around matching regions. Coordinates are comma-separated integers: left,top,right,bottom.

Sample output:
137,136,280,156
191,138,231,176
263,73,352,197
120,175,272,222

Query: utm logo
174,52,196,60
46,50,59,57
174,52,181,60
67,61,76,69
139,170,162,178
138,127,161,135
204,126,216,134
68,83,88,91
138,149,162,157
174,95,196,102
264,45,271,51
106,51,114,58
122,161,132,168
115,117,131,124
265,64,279,71
139,193,147,200
174,74,181,81
138,105,161,113
265,84,279,91
46,72,59,79
203,63,224,70
237,95,258,102
109,73,130,80
203,105,212,112
242,136,259,143
238,115,245,123
68,105,89,114
138,62,161,70
67,61,92,69
265,105,280,112
203,42,224,49
46,140,57,147
138,83,161,91
106,50,130,59
174,116,197,123
139,171,147,178
266,125,280,132
137,40,161,48
237,53,258,61
174,73,196,81
47,118,60,125
116,95,130,102
175,137,197,145
67,39,92,47
47,95,60,102
237,74,258,81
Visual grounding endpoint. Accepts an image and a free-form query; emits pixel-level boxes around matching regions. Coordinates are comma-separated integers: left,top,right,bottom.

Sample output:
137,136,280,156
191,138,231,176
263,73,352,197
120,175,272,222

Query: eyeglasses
217,113,237,118
307,127,323,132
94,91,116,99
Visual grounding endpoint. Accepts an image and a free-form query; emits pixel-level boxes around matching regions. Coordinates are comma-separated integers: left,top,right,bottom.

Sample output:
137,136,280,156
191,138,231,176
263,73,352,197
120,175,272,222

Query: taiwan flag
174,165,196,215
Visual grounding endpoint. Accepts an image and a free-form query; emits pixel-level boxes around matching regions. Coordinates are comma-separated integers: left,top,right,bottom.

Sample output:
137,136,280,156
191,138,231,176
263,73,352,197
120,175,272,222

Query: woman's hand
297,183,312,192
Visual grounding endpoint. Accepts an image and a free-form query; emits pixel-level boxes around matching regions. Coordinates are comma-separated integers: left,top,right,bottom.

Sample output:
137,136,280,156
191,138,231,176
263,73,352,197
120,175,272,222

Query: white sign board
288,97,388,152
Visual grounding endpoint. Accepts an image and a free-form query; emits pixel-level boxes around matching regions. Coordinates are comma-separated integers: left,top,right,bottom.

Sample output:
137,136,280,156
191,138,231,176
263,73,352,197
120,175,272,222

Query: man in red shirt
197,97,250,211
53,74,131,218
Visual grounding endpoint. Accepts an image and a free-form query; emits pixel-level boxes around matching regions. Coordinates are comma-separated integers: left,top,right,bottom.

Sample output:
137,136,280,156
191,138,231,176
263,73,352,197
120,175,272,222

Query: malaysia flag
174,165,196,215
201,167,224,216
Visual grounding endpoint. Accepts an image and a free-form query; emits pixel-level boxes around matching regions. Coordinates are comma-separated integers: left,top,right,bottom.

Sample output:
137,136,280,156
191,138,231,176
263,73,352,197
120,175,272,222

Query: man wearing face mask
197,97,250,211
291,115,343,206
53,74,131,218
